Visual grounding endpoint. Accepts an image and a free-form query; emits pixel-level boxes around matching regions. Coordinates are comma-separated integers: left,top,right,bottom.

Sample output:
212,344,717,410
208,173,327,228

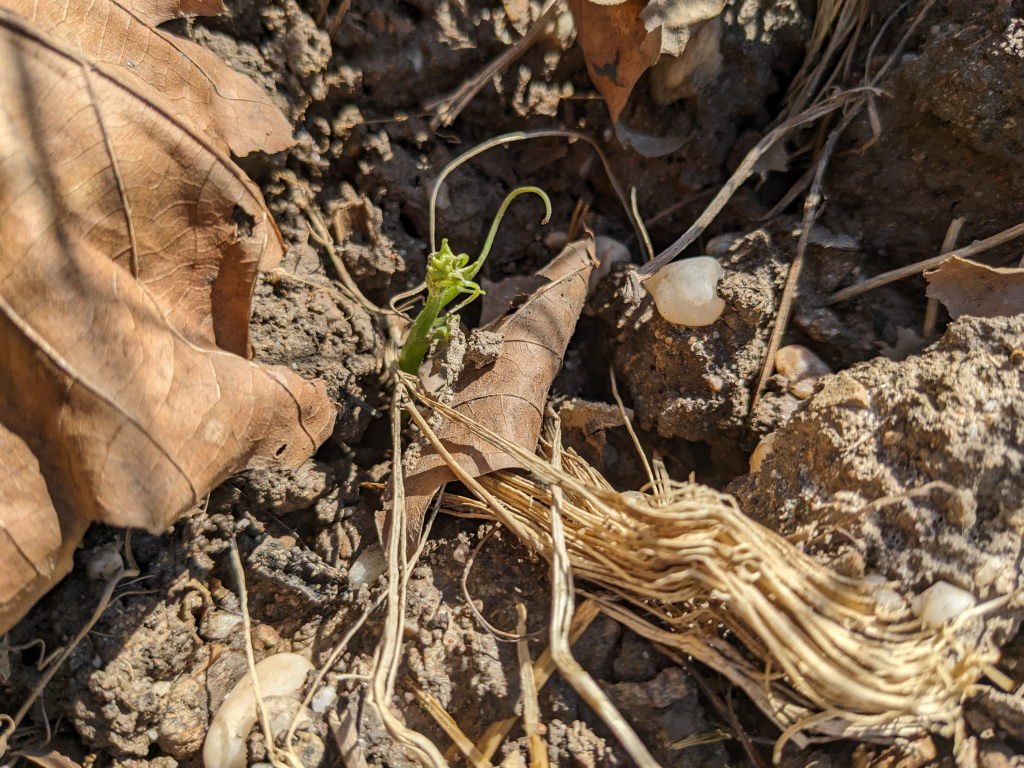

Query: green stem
399,292,446,373
466,186,551,280
399,185,552,375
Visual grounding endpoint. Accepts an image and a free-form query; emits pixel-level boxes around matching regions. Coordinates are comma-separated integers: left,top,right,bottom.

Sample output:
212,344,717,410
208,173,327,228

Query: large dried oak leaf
0,5,334,633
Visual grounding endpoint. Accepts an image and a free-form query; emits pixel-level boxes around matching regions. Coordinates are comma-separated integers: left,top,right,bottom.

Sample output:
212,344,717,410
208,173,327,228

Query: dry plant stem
640,0,931,289
753,125,842,407
545,419,662,768
283,590,387,756
826,218,1024,304
228,538,292,768
428,0,561,129
463,600,600,763
0,565,138,758
784,0,868,117
923,217,965,337
516,603,548,768
412,687,494,768
609,366,655,489
367,386,447,768
630,186,655,263
429,129,652,260
636,90,874,279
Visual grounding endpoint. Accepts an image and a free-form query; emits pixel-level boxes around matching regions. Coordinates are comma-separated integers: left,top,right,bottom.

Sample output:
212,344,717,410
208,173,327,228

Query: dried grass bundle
411,389,1002,758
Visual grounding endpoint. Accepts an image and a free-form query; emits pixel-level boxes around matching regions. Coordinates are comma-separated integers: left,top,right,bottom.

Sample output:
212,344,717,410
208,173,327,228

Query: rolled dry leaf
925,256,1024,319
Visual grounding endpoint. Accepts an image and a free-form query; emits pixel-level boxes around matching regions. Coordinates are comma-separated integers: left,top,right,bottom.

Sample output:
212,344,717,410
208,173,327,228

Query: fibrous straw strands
412,391,999,757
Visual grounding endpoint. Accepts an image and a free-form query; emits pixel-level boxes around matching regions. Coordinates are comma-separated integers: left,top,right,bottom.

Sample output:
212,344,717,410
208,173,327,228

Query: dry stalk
227,538,297,768
412,686,493,768
454,599,599,763
364,385,448,768
827,218,1024,304
545,418,661,768
403,383,1002,759
516,603,548,768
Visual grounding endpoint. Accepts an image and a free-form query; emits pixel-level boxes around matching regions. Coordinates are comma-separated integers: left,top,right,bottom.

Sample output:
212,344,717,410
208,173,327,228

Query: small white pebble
86,546,123,582
910,581,976,628
203,653,314,768
646,256,725,327
349,545,387,589
311,685,338,714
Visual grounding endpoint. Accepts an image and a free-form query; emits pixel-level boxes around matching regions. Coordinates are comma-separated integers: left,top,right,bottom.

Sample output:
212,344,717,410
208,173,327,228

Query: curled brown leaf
0,3,333,633
399,241,596,542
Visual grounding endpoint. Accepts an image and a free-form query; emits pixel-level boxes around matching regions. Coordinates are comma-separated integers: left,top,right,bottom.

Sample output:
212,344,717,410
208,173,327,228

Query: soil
4,1,1024,767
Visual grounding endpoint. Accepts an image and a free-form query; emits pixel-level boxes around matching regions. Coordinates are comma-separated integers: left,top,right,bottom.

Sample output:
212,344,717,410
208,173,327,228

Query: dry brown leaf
0,6,334,633
925,256,1024,319
567,0,660,123
568,0,725,120
0,0,294,157
400,241,595,540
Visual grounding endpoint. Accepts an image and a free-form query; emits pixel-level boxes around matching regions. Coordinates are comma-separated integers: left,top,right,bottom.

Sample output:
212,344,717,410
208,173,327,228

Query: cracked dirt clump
599,228,786,445
731,315,1024,597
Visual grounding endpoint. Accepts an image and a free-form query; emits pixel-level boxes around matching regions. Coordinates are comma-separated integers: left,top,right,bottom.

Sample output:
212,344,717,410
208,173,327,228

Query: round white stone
646,256,725,327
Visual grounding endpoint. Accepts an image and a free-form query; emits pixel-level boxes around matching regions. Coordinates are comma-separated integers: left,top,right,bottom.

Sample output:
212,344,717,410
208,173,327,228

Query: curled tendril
398,186,551,374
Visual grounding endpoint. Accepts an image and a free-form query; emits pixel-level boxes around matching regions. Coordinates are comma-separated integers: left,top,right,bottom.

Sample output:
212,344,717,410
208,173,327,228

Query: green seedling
398,185,551,374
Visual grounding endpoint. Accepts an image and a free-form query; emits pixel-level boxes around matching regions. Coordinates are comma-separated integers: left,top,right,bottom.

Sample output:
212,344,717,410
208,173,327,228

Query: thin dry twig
227,538,293,768
752,125,842,407
427,0,561,129
827,219,1024,304
0,560,138,759
634,89,875,282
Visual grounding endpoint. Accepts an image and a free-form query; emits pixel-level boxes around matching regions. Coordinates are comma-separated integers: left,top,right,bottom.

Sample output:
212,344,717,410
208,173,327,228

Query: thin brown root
462,525,534,642
0,561,138,759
